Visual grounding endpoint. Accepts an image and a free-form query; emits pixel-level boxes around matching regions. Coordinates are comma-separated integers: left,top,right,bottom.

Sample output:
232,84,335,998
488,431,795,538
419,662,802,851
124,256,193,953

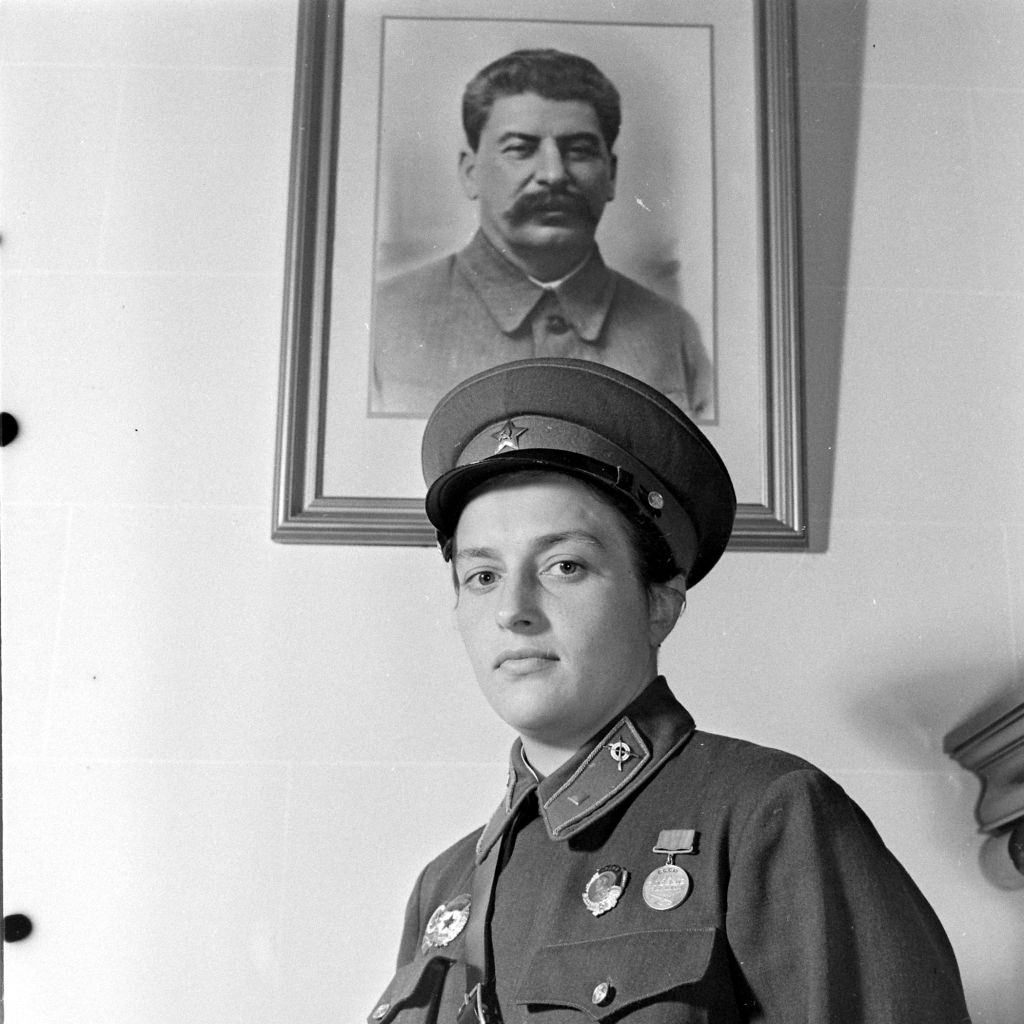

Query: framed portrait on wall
370,17,716,423
273,0,806,550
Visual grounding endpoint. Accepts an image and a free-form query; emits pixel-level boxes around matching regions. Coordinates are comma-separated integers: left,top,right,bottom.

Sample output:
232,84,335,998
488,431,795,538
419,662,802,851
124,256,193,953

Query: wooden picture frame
273,0,806,550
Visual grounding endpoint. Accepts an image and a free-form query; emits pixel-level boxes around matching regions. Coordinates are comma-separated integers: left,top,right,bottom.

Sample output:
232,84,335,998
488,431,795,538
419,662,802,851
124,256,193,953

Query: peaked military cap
421,358,736,587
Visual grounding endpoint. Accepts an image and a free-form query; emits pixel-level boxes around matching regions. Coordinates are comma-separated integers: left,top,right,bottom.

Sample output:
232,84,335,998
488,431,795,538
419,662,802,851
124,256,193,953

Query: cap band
420,358,736,587
448,415,699,576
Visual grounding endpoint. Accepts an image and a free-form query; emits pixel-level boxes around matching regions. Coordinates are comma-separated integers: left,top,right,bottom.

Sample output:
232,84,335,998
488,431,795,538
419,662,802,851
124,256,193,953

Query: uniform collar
475,676,696,861
456,230,616,342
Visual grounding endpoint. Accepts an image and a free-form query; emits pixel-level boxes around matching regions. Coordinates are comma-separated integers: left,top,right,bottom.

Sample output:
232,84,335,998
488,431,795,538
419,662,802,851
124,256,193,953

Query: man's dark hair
462,49,621,152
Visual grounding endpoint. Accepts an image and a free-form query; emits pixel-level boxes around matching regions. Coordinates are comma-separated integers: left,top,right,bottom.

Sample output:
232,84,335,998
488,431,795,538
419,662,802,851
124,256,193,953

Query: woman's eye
467,570,496,588
553,561,581,576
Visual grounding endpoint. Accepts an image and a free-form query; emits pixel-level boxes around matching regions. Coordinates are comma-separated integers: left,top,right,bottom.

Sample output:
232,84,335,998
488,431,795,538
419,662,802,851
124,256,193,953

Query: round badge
642,864,691,910
421,893,472,952
583,865,628,917
607,741,633,769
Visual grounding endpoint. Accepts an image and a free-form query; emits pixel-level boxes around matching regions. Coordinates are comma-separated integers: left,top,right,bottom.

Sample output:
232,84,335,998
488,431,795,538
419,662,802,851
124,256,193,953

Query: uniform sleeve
725,768,971,1023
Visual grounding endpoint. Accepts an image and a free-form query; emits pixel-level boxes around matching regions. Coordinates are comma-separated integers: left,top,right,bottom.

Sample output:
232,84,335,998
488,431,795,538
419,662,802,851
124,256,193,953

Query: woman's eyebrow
453,545,498,565
534,530,607,552
453,531,607,565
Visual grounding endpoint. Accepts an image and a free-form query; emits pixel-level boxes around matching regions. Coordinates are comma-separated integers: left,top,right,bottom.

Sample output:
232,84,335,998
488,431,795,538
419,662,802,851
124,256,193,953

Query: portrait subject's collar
474,677,696,862
551,247,617,342
456,231,616,342
526,253,590,290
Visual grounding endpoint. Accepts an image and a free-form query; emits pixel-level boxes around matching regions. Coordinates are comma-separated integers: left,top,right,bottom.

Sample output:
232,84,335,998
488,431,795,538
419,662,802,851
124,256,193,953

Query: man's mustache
506,188,597,227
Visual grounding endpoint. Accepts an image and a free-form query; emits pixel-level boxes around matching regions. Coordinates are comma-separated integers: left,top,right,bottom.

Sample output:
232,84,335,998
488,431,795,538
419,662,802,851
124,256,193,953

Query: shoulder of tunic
603,267,692,324
415,823,483,894
375,253,462,306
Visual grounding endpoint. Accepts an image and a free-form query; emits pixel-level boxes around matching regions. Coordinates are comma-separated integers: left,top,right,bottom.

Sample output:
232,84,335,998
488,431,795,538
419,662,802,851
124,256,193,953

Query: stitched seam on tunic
727,766,824,873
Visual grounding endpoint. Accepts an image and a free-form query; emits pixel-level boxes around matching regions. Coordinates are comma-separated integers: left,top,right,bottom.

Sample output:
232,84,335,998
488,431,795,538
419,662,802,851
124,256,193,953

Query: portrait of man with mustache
369,49,713,419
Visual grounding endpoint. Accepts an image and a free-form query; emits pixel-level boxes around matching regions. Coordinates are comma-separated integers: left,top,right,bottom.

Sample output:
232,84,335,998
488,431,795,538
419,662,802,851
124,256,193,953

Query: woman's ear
647,574,687,647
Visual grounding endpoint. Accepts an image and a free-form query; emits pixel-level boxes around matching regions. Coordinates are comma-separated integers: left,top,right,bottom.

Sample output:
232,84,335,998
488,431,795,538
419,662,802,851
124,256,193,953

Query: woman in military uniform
369,358,970,1024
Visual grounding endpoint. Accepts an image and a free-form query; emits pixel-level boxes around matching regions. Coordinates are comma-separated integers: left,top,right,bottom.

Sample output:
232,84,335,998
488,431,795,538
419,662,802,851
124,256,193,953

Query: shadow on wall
848,664,1024,1022
846,661,1021,828
795,0,868,553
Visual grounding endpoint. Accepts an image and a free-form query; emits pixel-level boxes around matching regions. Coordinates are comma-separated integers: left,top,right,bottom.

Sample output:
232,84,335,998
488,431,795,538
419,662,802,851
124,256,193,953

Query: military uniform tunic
369,678,970,1023
370,232,713,419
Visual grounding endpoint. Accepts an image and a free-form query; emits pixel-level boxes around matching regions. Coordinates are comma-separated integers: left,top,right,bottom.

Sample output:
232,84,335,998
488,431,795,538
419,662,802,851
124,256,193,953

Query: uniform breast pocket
366,955,453,1024
513,928,737,1023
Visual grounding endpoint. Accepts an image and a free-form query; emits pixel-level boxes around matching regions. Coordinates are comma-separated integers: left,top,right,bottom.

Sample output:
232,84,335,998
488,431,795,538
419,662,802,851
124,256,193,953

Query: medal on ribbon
642,829,696,911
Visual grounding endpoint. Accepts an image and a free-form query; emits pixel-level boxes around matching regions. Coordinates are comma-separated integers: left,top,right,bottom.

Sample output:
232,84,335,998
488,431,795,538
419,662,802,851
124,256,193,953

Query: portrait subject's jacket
368,678,971,1024
370,232,712,419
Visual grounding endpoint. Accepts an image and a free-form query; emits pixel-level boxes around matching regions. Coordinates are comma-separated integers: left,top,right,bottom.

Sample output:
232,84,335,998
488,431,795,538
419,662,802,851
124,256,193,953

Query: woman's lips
495,649,558,674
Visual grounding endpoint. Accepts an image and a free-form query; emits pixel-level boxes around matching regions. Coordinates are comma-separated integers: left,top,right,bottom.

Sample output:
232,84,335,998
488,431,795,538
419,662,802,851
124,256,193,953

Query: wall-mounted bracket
945,691,1024,890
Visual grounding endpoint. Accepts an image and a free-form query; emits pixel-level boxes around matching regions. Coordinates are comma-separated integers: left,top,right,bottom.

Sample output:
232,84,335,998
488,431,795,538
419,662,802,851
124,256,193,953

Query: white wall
2,1,1022,1022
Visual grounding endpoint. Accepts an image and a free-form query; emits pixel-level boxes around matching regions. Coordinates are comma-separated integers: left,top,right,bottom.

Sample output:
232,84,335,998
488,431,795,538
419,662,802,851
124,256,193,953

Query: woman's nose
495,572,543,631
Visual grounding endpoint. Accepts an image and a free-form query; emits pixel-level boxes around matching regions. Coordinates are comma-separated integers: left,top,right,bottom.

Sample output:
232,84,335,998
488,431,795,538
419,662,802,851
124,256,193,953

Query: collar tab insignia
607,739,633,771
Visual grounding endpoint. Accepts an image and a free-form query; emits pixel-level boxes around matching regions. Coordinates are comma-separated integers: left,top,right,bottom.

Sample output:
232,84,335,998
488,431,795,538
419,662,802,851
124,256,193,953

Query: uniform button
546,314,570,334
592,981,613,1005
371,1002,390,1020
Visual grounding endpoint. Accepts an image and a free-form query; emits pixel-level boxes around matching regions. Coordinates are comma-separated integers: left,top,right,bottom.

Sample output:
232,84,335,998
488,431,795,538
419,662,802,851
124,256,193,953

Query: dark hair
462,49,621,152
590,481,680,587
443,470,679,590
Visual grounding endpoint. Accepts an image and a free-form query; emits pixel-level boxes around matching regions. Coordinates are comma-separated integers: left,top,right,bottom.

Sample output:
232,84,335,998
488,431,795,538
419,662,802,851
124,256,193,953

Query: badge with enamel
583,865,629,916
421,894,472,953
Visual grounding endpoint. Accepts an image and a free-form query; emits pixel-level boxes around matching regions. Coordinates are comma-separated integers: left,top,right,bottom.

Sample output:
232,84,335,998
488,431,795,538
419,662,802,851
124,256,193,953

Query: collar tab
476,678,696,856
541,717,650,839
475,743,538,862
